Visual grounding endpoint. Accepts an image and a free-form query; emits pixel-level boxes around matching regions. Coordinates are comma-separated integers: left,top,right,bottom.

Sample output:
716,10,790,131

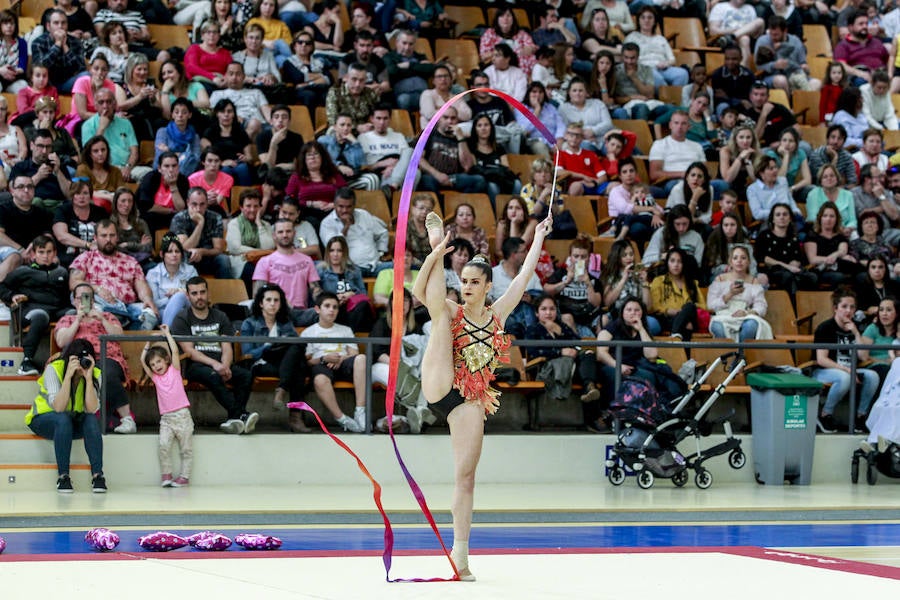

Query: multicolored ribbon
292,87,560,583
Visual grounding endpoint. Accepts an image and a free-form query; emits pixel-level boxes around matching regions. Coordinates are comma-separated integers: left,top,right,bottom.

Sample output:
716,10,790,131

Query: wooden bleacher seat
443,5,487,39
766,289,815,343
542,239,573,265
353,189,392,225
691,345,750,395
797,125,826,149
792,90,821,125
884,130,900,152
507,154,539,183
663,17,724,55
1,91,14,114
287,104,315,141
206,278,250,306
768,88,791,110
434,38,480,86
704,52,724,72
796,290,832,333
442,192,495,233
390,109,415,138
18,17,35,34
565,195,602,236
314,105,328,132
612,120,654,156
139,140,155,166
595,196,614,234
807,56,831,83
657,85,683,106
803,24,833,58
496,340,546,430
147,24,191,50
673,50,702,70
20,0,54,18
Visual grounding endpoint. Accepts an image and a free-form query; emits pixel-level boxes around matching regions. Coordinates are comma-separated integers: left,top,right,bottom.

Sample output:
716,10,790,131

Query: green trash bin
747,372,824,485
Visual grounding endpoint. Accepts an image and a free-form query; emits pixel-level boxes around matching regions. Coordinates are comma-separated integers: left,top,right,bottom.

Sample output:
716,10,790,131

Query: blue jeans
195,254,233,280
652,66,689,89
161,292,189,327
813,367,879,416
710,318,758,342
418,173,487,194
222,162,253,185
94,297,159,331
29,411,103,476
57,71,87,94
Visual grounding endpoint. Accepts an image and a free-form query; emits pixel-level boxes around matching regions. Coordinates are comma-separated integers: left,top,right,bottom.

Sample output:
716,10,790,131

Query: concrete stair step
0,463,91,491
0,379,40,431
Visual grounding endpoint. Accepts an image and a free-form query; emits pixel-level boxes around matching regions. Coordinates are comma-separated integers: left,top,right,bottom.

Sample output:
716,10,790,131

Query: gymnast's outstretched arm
492,215,553,325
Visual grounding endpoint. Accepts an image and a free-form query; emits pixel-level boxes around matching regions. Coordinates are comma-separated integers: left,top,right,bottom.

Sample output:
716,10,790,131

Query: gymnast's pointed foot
426,211,444,249
451,544,476,582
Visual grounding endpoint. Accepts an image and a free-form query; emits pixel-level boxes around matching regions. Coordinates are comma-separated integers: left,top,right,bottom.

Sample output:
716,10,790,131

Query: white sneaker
113,416,136,434
220,419,244,434
241,412,259,434
338,414,363,433
354,407,367,432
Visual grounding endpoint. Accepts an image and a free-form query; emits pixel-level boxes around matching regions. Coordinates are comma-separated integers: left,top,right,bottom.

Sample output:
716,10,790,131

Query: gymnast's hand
534,215,553,240
432,231,455,257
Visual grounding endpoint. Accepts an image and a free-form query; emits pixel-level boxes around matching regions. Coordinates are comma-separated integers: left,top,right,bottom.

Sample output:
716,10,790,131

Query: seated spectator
188,147,234,214
484,43,528,101
233,23,282,98
170,187,230,279
559,77,613,153
479,7,537,77
146,234,198,327
495,197,533,262
831,87,869,148
26,98,78,182
75,135,125,211
850,209,896,273
0,10,27,94
440,202,488,259
608,157,663,247
253,218,322,326
11,129,74,213
52,180,106,269
284,31,331,109
240,283,308,425
154,98,201,176
92,0,169,62
746,155,803,224
708,245,771,342
665,162,714,230
225,187,274,290
25,338,107,493
184,20,233,91
301,292,368,432
417,106,487,195
466,70,525,154
0,234,70,375
649,247,705,341
90,22,133,85
325,62,379,132
835,9,888,87
286,141,346,230
208,62,272,141
861,68,898,130
532,6,579,50
524,294,592,405
702,212,761,284
115,54,165,143
31,8,87,94
519,157,562,217
275,197,321,259
556,122,606,196
853,128,889,173
406,193,436,265
766,127,812,200
516,81,565,158
419,63,471,130
852,164,900,245
753,15,820,93
648,111,705,197
808,124,858,186
302,0,343,60
172,275,257,434
542,235,603,337
80,89,148,183
384,29,438,112
857,256,900,319
443,237,474,298
655,93,715,155
257,104,304,177
806,164,856,237
681,63,715,108
754,203,818,295
54,282,136,434
0,174,54,283
738,82,796,148
109,187,152,270
201,99,253,186
0,95,27,177
343,2,389,57
136,150,190,235
579,8,624,69
625,7,689,88
191,0,244,52
821,61,848,123
642,205,705,269
11,64,59,127
67,55,117,139
467,115,521,205
338,29,389,99
711,45,755,118
372,247,418,310
709,0,765,67
804,201,860,286
159,60,211,129
69,219,159,329
859,297,900,392
813,287,880,433
319,187,389,278
317,234,374,330
612,42,664,122
357,104,415,195
318,113,377,191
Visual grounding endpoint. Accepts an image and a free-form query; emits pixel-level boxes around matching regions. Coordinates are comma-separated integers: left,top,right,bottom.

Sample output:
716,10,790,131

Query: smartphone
80,293,91,313
147,78,156,87
735,279,744,288
574,259,585,278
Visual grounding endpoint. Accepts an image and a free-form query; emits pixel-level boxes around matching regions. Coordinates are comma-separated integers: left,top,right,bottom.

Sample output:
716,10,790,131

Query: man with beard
417,106,487,195
338,31,390,98
170,187,231,279
10,130,74,211
835,9,889,86
68,220,159,330
172,276,257,435
253,219,322,326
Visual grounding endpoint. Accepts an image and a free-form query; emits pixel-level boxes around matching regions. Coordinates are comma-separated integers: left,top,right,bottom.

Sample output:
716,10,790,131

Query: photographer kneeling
24,339,107,493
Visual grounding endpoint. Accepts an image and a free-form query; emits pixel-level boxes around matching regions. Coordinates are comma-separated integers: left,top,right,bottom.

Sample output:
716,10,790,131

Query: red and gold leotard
450,304,512,416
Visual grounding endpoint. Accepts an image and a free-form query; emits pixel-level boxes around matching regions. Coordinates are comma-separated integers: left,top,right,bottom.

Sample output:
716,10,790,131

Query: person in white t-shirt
301,292,368,433
208,63,272,139
648,110,706,197
357,104,418,193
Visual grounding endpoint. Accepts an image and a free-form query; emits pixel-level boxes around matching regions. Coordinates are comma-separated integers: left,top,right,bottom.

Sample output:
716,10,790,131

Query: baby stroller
851,358,900,485
606,352,747,489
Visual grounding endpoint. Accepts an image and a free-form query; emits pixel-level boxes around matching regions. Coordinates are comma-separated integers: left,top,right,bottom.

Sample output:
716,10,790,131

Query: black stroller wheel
695,469,713,489
728,450,746,469
867,461,878,485
672,469,688,487
851,453,859,484
608,466,626,486
637,470,655,489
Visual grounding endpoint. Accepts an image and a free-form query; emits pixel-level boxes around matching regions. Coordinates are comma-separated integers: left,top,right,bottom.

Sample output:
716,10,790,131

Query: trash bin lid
747,372,824,392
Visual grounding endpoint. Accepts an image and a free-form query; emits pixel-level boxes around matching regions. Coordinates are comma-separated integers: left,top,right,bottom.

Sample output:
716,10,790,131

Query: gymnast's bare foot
451,545,476,582
426,211,444,249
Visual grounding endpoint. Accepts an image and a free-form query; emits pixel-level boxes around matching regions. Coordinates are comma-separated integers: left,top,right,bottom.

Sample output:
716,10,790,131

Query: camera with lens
79,356,92,369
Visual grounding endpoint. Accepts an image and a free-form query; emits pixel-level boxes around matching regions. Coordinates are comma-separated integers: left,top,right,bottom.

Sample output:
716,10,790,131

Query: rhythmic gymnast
412,211,552,581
